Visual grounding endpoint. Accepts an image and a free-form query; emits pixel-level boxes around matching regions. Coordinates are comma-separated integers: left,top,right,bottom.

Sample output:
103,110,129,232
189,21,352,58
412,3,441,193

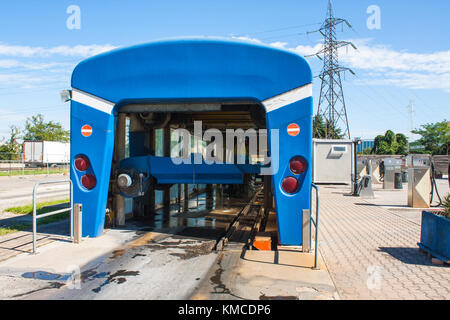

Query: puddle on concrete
210,253,231,295
80,267,109,283
22,271,67,281
92,269,140,293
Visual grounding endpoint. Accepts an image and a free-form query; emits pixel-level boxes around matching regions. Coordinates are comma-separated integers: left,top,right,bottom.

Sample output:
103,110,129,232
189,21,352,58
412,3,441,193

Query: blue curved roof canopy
71,38,312,107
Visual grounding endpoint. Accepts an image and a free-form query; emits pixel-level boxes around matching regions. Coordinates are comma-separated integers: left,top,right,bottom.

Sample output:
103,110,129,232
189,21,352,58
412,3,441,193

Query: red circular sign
287,123,300,137
81,124,93,137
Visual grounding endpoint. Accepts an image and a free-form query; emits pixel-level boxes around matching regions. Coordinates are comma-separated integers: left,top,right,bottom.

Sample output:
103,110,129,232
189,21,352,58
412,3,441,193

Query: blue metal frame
70,38,313,245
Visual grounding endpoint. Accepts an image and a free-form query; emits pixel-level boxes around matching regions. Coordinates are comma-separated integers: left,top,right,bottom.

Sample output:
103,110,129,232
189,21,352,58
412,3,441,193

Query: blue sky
0,0,449,141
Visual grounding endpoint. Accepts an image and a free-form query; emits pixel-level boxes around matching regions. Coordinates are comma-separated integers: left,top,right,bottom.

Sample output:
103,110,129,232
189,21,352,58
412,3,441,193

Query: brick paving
316,185,449,300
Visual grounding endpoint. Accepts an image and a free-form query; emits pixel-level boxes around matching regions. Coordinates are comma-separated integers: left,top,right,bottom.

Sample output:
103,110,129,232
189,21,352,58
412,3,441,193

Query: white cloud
357,71,450,92
233,36,450,92
340,39,450,74
0,43,116,91
0,72,68,89
0,43,117,58
0,59,74,71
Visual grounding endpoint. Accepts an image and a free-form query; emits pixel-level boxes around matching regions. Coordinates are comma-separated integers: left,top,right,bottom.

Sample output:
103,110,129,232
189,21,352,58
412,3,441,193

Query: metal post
73,204,82,244
115,113,126,225
302,209,310,253
22,153,25,177
352,139,360,195
70,180,73,240
183,184,189,212
163,126,171,210
312,184,320,270
32,183,38,254
196,184,199,208
177,184,181,212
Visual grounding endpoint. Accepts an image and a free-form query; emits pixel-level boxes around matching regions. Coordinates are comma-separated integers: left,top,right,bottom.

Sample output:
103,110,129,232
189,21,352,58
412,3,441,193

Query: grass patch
0,223,31,236
0,168,68,176
5,199,70,215
0,199,71,236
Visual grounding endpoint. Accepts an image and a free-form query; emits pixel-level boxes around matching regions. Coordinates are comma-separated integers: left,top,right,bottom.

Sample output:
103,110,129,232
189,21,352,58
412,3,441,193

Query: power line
344,80,407,120
259,31,310,42
308,0,355,139
0,105,68,117
340,21,446,127
232,22,322,38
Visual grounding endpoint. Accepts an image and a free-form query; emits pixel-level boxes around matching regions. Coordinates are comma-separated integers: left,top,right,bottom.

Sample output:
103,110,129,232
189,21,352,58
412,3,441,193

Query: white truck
23,141,70,167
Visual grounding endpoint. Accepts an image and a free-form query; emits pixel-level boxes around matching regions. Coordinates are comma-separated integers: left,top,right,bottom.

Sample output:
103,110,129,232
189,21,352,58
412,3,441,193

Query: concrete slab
0,228,221,300
0,195,247,300
191,247,339,300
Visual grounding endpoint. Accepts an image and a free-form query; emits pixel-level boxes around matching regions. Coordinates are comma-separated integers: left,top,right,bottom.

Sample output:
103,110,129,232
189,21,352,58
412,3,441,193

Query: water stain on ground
168,241,215,260
22,271,64,281
210,253,231,295
92,269,140,293
12,282,66,298
111,249,126,259
80,268,109,283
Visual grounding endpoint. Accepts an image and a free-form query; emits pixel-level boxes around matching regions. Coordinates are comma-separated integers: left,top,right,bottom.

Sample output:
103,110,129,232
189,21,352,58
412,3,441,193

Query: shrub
443,193,450,219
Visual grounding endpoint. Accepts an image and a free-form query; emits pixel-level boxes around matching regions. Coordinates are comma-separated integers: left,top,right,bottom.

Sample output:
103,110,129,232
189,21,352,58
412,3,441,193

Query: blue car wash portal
69,38,313,246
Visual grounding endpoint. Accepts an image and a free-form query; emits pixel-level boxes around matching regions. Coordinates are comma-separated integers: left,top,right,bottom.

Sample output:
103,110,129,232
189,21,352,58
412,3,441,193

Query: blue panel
266,97,313,245
119,155,262,187
419,211,450,261
70,101,115,237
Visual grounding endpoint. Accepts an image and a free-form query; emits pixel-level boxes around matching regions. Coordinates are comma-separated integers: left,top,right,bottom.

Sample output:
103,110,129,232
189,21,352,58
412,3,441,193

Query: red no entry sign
287,123,300,136
81,124,93,137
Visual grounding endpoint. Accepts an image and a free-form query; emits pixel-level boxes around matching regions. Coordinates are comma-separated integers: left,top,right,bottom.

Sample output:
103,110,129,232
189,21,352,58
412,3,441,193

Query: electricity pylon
308,0,356,139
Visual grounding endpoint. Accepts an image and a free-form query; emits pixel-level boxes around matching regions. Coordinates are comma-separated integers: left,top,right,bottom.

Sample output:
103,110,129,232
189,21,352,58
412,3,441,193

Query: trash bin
402,171,408,183
394,172,403,189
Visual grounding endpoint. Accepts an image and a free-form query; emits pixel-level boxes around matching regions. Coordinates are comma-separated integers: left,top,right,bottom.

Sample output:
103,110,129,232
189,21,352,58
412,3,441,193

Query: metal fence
32,180,73,254
0,152,70,176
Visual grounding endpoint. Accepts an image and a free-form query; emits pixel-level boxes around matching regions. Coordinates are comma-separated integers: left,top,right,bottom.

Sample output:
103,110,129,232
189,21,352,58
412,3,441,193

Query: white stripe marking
72,89,115,114
262,83,312,112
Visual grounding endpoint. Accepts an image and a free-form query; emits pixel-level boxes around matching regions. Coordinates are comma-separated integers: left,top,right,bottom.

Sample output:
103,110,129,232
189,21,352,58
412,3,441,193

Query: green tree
411,120,449,155
0,125,21,160
22,114,69,142
313,115,326,138
372,130,409,155
395,133,408,154
313,114,345,139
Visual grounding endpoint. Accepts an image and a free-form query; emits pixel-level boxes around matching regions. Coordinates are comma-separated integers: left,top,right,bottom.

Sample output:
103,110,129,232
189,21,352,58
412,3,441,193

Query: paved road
317,185,449,300
0,174,70,212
